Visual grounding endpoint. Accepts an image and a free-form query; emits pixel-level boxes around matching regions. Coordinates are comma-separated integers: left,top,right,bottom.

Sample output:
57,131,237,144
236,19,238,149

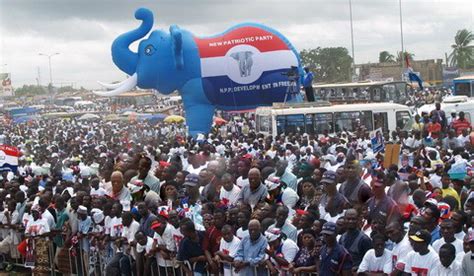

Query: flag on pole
0,145,20,173
404,53,423,90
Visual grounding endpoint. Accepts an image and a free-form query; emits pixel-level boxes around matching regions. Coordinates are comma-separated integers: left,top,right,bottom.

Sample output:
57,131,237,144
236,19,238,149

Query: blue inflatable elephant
94,8,303,135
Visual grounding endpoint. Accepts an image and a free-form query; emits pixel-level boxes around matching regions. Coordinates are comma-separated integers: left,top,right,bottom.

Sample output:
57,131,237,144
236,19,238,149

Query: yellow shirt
441,187,461,209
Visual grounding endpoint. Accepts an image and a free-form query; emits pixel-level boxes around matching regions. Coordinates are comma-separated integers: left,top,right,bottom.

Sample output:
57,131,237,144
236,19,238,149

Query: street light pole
349,0,356,80
399,0,405,79
38,52,60,86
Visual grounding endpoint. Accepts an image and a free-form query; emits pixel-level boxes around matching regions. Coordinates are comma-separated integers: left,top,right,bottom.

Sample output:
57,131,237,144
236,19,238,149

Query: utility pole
349,0,356,81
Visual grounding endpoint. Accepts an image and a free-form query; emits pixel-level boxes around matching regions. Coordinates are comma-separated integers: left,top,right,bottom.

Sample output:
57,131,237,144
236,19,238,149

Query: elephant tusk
97,79,128,89
93,73,137,97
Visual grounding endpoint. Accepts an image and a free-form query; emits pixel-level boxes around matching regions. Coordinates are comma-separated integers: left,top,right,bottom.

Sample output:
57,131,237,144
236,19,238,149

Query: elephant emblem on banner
230,51,254,77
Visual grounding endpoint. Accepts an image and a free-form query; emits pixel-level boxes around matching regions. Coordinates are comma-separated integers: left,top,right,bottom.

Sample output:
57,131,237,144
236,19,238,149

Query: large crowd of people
0,97,473,276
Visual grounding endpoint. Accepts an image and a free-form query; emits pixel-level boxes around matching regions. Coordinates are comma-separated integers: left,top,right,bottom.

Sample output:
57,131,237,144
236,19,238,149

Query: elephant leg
186,103,215,137
181,78,215,137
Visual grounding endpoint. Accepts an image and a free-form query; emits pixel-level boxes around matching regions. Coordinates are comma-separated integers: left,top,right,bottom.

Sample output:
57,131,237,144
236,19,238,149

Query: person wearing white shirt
135,231,155,276
404,230,439,276
121,211,140,259
432,243,462,276
214,225,241,276
432,219,464,255
151,220,178,273
265,229,299,274
219,174,241,206
357,234,392,275
386,221,413,270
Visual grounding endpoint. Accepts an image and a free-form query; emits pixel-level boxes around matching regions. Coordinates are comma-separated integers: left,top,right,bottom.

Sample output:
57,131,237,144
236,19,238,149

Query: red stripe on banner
0,145,20,157
194,26,289,58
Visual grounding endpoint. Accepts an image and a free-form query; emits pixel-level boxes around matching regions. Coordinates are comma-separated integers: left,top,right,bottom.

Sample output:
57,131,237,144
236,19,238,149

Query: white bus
255,102,413,137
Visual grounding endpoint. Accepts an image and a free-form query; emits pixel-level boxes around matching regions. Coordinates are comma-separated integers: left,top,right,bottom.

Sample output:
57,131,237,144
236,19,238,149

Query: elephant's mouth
93,73,138,97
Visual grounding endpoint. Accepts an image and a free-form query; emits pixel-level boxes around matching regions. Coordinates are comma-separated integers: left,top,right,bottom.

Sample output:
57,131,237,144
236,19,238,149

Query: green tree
448,29,474,69
300,47,352,83
14,85,47,97
379,51,395,63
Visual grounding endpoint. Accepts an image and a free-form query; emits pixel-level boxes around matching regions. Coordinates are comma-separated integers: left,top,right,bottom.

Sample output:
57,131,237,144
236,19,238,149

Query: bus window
305,114,314,134
334,111,372,132
396,111,412,129
286,114,305,134
454,82,472,97
374,112,388,131
395,82,408,103
257,115,271,133
314,113,333,134
276,116,286,135
383,84,397,102
276,115,305,135
372,88,382,102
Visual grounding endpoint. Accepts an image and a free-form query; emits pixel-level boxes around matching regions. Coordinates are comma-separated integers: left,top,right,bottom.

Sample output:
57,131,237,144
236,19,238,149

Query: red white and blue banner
194,26,299,108
0,145,20,173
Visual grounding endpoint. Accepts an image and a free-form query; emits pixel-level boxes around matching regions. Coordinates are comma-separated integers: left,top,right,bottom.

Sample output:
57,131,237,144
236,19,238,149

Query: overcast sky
0,0,472,89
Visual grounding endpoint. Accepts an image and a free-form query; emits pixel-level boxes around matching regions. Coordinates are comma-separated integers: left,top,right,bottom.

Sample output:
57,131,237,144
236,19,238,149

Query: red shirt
426,122,441,139
452,118,471,135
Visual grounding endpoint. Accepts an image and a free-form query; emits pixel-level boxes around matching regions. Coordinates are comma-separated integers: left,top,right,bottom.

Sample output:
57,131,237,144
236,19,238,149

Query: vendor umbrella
164,115,185,123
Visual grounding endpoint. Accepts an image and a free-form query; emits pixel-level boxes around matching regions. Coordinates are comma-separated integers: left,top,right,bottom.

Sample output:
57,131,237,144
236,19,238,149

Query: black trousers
305,86,315,102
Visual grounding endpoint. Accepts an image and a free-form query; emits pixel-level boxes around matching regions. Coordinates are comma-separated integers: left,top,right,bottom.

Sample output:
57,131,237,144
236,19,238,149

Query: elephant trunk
111,8,153,75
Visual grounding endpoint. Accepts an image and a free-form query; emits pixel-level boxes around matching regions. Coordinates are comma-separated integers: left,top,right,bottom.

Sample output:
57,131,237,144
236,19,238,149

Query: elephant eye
145,45,156,56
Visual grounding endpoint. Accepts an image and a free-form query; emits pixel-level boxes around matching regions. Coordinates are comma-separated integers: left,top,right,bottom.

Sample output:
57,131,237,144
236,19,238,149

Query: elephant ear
170,25,184,70
230,53,239,60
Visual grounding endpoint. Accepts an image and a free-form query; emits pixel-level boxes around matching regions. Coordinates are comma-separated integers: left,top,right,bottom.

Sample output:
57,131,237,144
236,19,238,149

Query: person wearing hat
181,173,204,229
319,221,353,276
319,170,350,221
264,228,299,275
150,210,178,276
77,205,92,275
366,175,400,226
265,177,300,210
461,230,474,275
403,229,439,275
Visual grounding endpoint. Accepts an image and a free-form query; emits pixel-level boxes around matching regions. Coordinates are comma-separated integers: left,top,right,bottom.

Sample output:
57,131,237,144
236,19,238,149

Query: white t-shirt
432,237,464,255
219,185,241,206
26,218,50,236
90,187,107,197
42,209,56,230
109,217,123,238
357,249,392,274
236,176,249,188
136,236,154,254
431,260,462,276
171,226,184,251
236,227,249,240
122,220,140,243
152,223,177,267
392,236,413,270
269,239,299,268
404,249,439,276
219,236,241,276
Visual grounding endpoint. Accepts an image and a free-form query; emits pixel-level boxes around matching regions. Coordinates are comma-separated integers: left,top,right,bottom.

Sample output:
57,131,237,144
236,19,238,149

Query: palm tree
379,51,395,63
448,29,474,68
396,51,415,64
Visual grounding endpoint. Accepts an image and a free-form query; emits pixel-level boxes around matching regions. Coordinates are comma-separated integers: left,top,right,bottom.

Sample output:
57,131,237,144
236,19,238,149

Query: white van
256,102,413,137
417,96,474,128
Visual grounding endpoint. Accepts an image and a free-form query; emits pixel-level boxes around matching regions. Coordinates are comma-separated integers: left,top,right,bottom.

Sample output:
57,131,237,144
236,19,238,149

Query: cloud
0,0,472,88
